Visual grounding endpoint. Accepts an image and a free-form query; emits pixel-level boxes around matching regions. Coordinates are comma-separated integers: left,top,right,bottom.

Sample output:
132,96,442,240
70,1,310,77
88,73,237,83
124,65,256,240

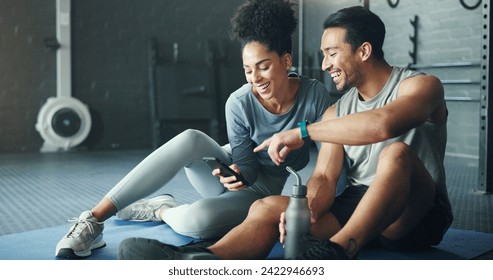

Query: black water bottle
284,166,311,259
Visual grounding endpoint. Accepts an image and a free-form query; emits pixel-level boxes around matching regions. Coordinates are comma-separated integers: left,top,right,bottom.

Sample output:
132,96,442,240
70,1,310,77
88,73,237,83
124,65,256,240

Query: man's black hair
323,6,386,59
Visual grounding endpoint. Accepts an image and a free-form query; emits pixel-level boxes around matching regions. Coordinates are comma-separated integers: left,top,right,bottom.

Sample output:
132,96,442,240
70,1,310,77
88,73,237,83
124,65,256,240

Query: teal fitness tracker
298,120,310,141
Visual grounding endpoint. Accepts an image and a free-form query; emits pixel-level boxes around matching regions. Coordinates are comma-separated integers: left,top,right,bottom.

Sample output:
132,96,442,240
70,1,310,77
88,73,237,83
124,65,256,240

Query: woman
55,0,335,259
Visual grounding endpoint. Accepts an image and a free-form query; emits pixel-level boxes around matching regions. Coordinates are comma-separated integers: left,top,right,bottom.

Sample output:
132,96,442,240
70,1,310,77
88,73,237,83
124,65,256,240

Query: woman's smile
256,82,271,94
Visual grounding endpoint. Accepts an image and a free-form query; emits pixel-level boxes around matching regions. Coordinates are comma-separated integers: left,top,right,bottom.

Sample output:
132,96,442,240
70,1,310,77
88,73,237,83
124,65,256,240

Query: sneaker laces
66,217,104,238
129,203,157,220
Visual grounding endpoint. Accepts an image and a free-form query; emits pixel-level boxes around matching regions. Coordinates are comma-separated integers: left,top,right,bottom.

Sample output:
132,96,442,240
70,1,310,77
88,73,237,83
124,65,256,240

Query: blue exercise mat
1,217,492,260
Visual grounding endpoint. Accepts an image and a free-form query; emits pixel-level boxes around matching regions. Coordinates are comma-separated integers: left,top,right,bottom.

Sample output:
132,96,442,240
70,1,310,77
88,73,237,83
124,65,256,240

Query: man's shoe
292,235,351,260
116,194,176,222
118,237,220,260
55,211,105,259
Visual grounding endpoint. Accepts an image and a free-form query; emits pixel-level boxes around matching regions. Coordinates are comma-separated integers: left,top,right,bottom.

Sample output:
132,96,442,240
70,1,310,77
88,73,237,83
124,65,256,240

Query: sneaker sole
55,239,106,259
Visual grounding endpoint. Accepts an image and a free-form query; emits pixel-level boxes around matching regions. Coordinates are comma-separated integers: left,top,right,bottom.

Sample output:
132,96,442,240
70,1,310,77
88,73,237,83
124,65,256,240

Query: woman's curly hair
231,0,297,55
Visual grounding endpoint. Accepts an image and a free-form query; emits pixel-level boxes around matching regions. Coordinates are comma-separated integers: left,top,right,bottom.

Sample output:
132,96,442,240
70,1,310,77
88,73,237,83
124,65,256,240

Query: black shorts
330,184,369,227
330,184,450,252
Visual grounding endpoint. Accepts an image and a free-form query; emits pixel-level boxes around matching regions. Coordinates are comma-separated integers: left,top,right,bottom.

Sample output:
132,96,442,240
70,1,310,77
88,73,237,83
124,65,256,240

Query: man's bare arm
307,75,445,146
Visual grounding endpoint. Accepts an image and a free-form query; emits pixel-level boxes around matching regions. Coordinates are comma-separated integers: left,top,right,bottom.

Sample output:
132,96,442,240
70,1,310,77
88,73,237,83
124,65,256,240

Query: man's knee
379,142,412,164
249,197,276,215
248,196,286,221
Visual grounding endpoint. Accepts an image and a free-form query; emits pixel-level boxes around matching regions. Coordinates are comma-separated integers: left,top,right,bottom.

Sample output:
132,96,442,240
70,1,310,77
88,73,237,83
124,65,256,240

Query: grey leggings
105,129,286,239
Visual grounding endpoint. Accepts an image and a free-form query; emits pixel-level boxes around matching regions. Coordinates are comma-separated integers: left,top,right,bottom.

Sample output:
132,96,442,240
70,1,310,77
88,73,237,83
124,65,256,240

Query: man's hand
279,212,287,244
253,128,305,165
279,210,317,244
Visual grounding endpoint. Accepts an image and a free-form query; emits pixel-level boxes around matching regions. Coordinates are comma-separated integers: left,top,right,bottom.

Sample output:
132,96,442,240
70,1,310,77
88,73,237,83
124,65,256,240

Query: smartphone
202,156,249,186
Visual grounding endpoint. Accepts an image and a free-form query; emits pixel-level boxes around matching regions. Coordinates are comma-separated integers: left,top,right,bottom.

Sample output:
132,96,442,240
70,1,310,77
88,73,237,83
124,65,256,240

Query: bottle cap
291,184,307,197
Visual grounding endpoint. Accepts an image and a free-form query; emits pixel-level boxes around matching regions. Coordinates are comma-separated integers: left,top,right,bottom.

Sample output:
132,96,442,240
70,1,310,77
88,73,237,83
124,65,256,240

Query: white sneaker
55,211,105,259
116,194,176,222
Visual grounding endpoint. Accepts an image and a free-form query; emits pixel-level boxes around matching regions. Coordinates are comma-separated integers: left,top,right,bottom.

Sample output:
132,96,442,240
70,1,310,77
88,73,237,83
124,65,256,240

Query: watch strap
298,120,310,140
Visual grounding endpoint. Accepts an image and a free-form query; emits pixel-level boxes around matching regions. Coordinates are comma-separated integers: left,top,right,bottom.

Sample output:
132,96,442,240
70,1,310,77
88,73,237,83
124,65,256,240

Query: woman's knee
172,195,258,237
174,129,214,155
161,129,205,151
169,199,233,238
177,129,206,145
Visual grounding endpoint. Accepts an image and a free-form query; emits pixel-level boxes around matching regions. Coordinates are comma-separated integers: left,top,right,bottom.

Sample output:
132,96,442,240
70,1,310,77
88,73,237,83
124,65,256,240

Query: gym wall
0,0,484,155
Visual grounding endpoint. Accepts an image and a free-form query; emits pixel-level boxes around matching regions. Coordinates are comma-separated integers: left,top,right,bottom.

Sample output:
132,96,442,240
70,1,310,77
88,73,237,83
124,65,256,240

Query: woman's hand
212,163,246,191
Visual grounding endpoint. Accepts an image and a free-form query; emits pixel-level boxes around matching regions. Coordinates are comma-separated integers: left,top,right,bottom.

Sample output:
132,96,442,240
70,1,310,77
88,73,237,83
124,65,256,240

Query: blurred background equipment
36,0,91,152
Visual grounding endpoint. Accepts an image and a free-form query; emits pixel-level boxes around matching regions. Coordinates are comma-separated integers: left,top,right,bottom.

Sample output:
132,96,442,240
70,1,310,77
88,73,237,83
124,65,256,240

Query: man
118,6,453,260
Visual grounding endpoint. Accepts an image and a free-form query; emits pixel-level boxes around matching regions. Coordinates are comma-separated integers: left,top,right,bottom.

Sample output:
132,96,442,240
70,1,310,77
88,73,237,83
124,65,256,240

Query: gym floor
0,148,491,259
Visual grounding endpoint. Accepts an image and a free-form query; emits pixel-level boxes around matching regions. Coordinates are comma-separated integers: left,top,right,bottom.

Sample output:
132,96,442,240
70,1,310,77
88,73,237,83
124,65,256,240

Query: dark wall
1,0,486,156
0,0,57,152
0,0,246,152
